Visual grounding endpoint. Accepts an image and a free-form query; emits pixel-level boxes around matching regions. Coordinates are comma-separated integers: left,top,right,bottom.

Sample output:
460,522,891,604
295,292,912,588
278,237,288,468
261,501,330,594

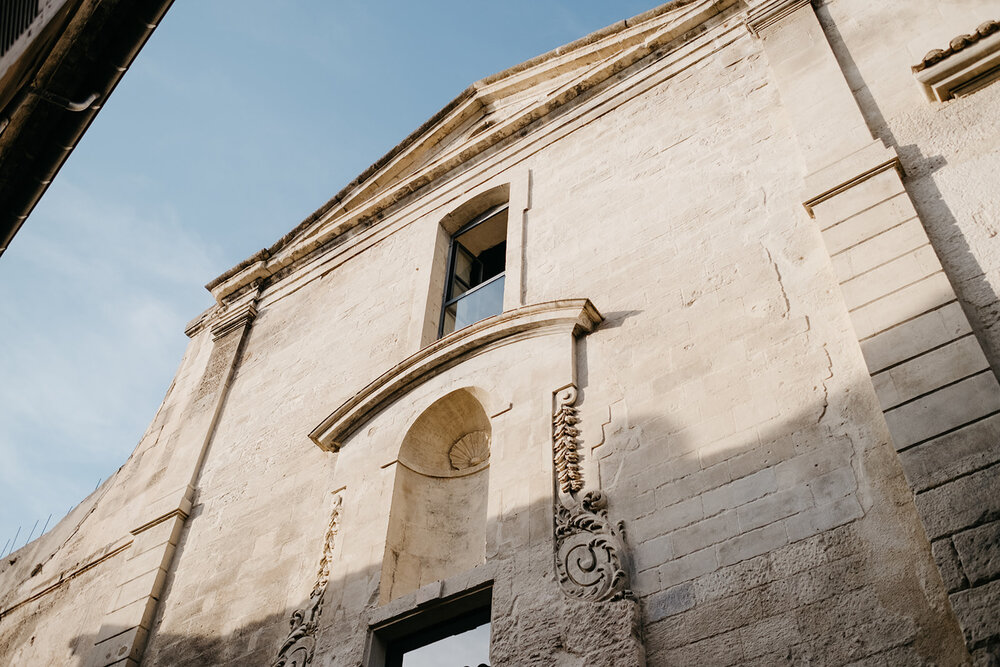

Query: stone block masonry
2,0,999,665
810,158,1000,662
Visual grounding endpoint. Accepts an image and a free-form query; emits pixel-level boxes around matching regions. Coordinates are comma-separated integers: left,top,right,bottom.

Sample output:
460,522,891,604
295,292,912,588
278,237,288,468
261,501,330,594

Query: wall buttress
747,1,1000,657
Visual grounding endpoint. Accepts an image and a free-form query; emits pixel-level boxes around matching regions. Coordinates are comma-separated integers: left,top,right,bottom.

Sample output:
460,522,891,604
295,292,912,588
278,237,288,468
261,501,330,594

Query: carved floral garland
553,386,584,494
272,493,343,667
551,385,633,603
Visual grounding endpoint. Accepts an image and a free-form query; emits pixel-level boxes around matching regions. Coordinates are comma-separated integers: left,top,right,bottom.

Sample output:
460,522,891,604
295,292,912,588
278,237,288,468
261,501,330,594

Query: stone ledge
309,299,603,451
803,141,902,217
0,538,132,622
914,21,1000,102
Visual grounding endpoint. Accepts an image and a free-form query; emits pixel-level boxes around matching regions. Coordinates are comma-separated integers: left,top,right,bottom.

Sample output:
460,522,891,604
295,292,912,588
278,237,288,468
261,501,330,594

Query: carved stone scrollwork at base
553,386,584,494
555,491,633,602
272,493,343,667
272,590,323,667
551,385,633,603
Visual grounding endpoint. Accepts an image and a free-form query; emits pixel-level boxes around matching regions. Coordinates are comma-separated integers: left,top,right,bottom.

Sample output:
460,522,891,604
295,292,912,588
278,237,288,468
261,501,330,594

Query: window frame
438,203,510,339
367,583,493,667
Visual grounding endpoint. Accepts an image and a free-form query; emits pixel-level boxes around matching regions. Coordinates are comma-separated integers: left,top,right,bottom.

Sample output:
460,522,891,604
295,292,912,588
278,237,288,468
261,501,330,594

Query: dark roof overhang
0,0,174,258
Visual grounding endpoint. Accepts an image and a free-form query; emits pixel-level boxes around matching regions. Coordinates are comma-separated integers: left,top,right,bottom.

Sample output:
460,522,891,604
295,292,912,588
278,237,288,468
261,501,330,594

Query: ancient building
2,0,999,664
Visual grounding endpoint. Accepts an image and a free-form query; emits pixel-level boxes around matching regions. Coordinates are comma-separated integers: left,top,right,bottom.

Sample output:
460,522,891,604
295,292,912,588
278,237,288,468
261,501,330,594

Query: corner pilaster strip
752,3,1000,655
806,155,1000,659
86,291,261,667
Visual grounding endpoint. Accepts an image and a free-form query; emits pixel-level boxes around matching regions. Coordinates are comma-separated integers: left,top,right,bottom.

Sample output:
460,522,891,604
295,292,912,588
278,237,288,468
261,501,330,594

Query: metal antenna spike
40,513,53,536
24,519,40,546
6,526,21,557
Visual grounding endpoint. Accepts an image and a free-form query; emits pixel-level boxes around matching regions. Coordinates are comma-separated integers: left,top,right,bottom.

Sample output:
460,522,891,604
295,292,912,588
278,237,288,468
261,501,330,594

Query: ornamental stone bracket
912,20,1000,101
551,384,634,603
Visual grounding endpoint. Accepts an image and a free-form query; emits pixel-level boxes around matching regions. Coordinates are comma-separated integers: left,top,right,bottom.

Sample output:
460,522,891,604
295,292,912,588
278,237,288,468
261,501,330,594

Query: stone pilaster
750,2,1000,658
86,290,260,667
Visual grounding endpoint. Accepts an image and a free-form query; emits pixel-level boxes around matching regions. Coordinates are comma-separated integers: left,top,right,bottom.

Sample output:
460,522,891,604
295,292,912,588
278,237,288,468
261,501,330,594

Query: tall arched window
439,205,509,337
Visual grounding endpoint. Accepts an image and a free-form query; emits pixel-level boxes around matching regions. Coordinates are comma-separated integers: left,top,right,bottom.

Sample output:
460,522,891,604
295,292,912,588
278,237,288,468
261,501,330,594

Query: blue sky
0,1,661,554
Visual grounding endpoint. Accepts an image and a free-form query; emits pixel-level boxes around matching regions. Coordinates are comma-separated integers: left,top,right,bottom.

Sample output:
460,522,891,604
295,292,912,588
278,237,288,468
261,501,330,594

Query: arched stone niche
381,387,492,602
306,301,645,666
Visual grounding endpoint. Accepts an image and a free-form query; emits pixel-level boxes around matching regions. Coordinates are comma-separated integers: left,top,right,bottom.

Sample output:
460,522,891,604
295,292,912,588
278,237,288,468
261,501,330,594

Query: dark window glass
440,206,508,337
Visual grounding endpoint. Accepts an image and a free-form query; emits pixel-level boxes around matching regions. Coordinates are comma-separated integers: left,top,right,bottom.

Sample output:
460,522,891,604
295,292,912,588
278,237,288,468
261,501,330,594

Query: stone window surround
438,202,510,339
365,579,493,667
912,20,1000,102
413,168,531,350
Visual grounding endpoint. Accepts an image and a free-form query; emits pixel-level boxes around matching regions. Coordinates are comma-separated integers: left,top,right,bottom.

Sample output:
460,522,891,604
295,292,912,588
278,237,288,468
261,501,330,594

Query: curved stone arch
395,385,496,479
309,299,602,452
437,183,510,237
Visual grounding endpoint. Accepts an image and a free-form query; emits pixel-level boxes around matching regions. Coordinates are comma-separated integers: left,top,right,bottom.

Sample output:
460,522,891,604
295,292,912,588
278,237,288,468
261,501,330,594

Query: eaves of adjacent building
0,0,174,259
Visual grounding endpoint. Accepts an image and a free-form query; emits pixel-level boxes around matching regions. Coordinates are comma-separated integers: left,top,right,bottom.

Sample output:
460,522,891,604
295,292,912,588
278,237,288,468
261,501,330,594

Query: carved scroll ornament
272,493,343,667
551,385,633,602
555,491,632,602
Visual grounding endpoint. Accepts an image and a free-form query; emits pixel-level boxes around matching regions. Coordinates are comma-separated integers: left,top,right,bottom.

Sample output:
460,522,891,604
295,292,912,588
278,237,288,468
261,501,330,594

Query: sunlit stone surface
2,1,1000,665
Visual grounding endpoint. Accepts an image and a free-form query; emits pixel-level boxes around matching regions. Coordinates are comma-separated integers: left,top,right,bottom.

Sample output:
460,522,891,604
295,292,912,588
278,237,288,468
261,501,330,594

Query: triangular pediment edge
207,0,741,303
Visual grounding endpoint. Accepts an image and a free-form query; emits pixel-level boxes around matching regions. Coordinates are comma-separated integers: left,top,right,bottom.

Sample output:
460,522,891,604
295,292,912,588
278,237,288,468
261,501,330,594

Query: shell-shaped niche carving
382,387,492,602
449,431,490,470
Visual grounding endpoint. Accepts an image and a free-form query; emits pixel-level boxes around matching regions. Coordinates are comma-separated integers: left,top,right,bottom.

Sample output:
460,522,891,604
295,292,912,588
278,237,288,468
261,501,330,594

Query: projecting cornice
745,0,811,36
913,20,1000,72
205,0,741,305
309,299,603,452
912,20,1000,102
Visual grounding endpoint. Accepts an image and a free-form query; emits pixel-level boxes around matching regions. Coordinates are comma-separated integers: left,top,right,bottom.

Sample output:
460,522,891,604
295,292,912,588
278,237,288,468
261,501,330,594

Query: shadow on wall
51,366,975,666
68,606,301,666
816,5,1000,377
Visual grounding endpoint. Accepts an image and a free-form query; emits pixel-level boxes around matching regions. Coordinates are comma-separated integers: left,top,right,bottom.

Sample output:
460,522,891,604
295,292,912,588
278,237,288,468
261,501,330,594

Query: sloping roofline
206,0,735,301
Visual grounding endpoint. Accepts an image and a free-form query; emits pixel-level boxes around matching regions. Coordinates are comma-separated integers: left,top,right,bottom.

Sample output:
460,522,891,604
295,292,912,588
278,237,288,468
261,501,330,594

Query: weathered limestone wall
141,223,425,664
143,5,969,665
2,1,996,665
813,0,1000,660
524,11,967,664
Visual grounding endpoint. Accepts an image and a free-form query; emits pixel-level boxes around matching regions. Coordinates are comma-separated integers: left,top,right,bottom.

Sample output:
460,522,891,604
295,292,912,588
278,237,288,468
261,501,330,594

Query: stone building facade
2,0,999,664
